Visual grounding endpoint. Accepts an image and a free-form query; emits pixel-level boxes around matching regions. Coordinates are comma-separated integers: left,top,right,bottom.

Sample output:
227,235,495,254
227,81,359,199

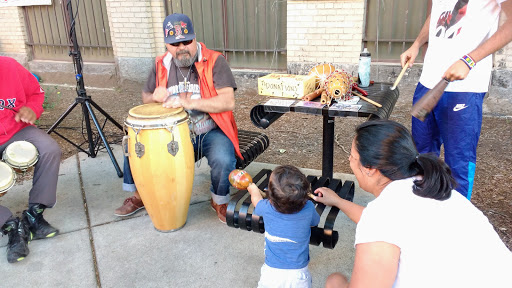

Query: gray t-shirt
144,46,237,135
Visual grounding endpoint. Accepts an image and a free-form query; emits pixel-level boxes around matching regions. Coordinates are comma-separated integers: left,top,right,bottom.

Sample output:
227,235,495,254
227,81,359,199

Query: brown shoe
114,196,145,217
210,199,227,223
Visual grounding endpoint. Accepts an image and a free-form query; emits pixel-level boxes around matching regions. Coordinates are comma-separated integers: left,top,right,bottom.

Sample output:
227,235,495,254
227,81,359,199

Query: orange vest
155,43,242,159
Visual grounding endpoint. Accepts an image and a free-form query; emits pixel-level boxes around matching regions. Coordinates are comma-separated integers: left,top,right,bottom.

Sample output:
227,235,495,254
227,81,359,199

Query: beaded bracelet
460,54,476,70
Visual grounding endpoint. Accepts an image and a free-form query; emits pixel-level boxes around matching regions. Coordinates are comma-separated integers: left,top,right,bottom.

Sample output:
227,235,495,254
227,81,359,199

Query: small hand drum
2,141,39,172
309,64,336,89
0,162,16,197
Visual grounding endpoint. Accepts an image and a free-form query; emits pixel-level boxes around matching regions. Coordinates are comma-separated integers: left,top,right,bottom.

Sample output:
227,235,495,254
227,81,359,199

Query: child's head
268,165,311,214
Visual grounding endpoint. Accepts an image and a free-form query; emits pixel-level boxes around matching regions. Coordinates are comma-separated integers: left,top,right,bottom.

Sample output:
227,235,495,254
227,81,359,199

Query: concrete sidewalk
0,145,375,288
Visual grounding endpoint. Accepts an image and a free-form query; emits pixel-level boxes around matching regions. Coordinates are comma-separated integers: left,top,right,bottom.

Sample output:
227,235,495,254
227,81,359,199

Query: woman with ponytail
312,120,511,288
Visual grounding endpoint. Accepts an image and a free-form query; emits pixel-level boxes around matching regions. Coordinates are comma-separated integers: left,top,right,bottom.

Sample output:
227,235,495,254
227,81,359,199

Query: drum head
2,141,39,169
129,104,184,119
0,162,16,194
125,103,189,128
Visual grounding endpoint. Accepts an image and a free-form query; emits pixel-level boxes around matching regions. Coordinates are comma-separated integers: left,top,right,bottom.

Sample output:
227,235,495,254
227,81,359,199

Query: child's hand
247,183,263,206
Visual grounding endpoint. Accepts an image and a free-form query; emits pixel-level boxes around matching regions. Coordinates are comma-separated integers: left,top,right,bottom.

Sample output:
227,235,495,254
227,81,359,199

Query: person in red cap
114,13,240,223
0,56,61,263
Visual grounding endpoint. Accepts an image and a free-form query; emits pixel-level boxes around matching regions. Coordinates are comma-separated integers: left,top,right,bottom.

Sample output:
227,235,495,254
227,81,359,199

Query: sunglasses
170,40,194,47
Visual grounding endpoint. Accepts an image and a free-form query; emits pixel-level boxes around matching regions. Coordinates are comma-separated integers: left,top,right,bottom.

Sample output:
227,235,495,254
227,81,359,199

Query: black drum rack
226,168,355,249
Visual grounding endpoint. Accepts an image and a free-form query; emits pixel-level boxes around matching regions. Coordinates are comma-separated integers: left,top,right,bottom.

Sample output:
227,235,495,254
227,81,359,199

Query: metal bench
194,129,270,170
226,169,354,249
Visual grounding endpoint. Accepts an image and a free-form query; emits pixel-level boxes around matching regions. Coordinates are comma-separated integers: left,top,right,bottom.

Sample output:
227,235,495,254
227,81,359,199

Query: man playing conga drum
115,13,241,223
0,56,61,263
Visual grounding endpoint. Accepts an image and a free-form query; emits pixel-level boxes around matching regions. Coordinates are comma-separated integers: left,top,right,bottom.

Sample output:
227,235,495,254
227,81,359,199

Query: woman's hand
312,187,340,207
313,186,365,224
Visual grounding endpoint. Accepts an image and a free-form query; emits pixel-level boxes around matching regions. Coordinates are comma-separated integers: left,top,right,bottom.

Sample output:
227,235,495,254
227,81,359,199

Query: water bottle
358,48,371,87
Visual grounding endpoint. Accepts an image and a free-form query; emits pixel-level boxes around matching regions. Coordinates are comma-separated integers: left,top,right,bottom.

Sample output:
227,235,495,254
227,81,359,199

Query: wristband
460,54,476,70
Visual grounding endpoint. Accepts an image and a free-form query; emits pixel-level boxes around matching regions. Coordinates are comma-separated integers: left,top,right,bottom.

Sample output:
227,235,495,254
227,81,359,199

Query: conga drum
123,103,195,232
2,141,39,172
0,162,16,197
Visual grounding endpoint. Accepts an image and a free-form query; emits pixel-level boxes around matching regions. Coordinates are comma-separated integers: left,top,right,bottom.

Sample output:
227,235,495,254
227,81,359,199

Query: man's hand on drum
14,106,37,124
151,87,169,103
162,93,194,110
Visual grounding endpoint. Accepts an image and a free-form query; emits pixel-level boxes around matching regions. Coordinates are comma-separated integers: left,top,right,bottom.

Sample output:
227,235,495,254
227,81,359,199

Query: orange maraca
229,169,253,190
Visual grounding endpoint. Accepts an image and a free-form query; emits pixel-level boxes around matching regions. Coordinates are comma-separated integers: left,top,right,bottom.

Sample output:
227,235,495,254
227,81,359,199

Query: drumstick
390,60,409,90
352,91,382,108
352,85,368,96
0,104,15,112
411,78,450,121
303,88,324,101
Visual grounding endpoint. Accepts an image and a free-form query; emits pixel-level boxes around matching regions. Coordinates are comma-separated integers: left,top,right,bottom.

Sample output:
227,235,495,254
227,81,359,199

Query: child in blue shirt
247,165,320,288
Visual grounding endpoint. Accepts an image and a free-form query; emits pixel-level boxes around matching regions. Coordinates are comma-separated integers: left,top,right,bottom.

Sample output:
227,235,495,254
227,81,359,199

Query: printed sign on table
294,101,326,109
329,103,362,112
264,99,296,108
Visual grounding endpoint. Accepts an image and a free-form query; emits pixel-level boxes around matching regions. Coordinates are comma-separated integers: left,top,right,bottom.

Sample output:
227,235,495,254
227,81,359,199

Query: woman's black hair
354,120,456,200
268,165,311,214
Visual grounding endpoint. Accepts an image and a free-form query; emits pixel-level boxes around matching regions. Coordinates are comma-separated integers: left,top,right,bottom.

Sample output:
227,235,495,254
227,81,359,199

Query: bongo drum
0,162,16,197
2,141,39,172
123,103,195,232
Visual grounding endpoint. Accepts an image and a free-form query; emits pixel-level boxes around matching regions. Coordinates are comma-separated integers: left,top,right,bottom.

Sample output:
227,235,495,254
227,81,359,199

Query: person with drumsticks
247,165,320,288
0,56,61,263
400,0,512,200
115,13,241,223
311,120,512,288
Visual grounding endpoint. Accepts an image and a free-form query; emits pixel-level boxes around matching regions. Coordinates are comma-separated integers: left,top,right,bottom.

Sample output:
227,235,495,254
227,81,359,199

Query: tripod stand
47,0,123,177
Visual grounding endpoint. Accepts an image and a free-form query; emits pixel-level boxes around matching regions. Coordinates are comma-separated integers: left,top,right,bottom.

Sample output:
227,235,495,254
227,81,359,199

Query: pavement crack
76,154,102,288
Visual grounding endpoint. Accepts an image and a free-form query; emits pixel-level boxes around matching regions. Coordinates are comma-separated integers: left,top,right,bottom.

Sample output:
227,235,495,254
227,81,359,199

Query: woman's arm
348,242,400,288
312,187,365,223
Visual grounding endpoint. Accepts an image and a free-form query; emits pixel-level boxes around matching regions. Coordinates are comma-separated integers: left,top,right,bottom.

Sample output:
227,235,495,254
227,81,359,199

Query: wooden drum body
123,104,195,232
0,161,16,197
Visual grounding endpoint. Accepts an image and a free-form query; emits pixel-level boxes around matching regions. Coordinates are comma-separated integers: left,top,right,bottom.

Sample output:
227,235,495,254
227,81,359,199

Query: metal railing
363,0,428,63
24,0,113,62
165,0,287,70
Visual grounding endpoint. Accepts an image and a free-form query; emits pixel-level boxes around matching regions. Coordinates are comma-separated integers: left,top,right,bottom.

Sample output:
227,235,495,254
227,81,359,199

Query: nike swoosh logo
264,231,297,243
453,105,468,111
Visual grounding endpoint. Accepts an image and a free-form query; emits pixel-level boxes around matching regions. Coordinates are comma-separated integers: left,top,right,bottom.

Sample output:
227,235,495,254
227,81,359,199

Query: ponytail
355,120,457,201
412,154,456,200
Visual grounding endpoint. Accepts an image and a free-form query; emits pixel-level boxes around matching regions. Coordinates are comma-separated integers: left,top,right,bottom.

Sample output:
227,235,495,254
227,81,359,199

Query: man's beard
174,50,197,67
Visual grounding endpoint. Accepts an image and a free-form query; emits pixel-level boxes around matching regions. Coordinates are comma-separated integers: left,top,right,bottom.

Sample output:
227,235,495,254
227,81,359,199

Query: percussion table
227,83,399,249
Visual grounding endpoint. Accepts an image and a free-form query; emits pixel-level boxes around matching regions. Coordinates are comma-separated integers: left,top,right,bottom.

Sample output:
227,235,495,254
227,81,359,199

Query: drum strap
195,130,211,168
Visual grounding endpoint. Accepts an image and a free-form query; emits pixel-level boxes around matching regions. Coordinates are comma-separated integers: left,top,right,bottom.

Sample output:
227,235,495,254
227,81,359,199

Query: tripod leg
82,102,96,157
47,100,79,134
85,101,123,177
89,99,124,131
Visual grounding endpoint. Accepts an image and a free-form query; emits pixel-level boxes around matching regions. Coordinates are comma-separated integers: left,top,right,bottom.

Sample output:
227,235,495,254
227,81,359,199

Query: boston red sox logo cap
163,13,196,44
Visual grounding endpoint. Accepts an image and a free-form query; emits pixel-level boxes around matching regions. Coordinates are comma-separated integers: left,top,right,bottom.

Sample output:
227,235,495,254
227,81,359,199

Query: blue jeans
123,128,236,205
412,83,485,200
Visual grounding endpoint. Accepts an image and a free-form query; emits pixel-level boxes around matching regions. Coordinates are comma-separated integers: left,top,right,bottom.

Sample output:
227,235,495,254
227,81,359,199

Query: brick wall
0,6,29,64
104,0,165,81
105,0,158,58
287,0,365,74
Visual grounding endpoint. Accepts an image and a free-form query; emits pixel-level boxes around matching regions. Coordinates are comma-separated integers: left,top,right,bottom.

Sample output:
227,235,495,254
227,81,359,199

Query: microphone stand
47,0,123,177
